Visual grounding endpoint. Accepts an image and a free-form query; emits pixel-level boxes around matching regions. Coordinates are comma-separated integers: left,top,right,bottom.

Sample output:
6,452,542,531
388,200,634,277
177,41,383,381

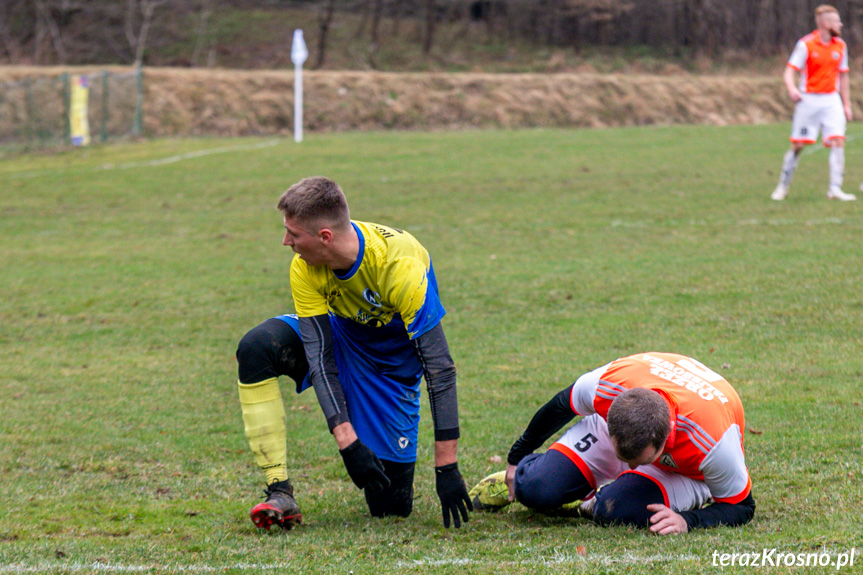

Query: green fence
0,68,143,147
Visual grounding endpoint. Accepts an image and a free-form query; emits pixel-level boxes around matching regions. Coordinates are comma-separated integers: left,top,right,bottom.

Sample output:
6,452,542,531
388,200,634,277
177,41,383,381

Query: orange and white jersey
788,31,849,94
568,353,751,504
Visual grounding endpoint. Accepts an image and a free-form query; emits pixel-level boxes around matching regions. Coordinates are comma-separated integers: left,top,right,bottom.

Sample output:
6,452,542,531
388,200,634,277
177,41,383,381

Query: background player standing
772,4,855,202
470,353,755,534
263,176,471,529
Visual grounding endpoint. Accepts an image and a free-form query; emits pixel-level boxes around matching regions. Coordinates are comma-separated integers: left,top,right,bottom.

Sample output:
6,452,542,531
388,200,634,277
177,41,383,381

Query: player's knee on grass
514,451,592,510
592,472,664,528
365,460,415,518
237,318,308,385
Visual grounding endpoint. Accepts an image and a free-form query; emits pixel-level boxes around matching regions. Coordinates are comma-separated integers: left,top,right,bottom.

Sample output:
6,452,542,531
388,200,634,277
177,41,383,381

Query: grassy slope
1,125,861,573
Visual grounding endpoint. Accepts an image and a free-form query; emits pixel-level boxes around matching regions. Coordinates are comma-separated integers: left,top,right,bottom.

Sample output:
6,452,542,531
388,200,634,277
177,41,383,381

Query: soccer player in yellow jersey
237,176,471,530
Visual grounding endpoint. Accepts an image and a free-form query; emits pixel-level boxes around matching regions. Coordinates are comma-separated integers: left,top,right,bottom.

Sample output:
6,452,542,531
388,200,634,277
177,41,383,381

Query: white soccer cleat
771,184,788,201
828,187,857,201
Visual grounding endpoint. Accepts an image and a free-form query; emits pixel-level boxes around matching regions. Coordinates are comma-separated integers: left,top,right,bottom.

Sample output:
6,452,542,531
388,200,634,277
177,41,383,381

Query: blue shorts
276,313,422,463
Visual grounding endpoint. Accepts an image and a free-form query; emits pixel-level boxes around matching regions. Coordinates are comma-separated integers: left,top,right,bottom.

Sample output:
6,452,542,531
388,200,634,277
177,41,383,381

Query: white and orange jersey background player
772,4,856,201
471,353,755,535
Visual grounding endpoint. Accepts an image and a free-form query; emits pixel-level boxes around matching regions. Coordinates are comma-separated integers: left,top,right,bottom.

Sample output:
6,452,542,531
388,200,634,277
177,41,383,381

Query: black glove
339,439,391,494
435,462,473,528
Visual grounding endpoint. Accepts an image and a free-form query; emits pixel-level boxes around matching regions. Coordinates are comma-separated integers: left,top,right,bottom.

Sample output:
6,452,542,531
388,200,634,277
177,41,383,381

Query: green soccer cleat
553,497,595,518
468,470,512,512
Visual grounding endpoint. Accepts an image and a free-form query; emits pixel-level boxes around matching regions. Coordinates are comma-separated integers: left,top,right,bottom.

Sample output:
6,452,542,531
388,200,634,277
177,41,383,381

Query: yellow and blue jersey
290,221,446,462
290,221,444,338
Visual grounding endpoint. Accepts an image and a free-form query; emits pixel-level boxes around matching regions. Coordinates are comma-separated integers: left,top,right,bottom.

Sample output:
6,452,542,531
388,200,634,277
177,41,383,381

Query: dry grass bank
0,66,801,137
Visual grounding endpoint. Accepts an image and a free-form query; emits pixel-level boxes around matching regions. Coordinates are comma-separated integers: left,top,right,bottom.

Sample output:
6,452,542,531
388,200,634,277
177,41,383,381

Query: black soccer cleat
250,479,303,530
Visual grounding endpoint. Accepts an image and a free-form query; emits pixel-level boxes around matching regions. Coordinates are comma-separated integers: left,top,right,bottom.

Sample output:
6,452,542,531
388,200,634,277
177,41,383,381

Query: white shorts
790,92,846,146
552,414,712,513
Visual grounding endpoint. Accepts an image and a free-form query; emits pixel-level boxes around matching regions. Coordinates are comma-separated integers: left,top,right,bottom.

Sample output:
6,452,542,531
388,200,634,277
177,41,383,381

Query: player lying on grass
470,353,755,534
236,176,471,530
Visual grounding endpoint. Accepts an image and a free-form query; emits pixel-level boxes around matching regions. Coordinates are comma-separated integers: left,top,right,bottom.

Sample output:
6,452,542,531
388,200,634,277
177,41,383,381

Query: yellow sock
238,377,288,484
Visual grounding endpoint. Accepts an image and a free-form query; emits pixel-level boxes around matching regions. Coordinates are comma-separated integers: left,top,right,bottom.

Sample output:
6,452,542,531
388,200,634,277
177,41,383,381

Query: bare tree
191,0,213,67
368,0,384,68
439,0,472,46
313,0,337,69
0,0,23,63
423,0,435,55
559,0,635,46
354,0,371,39
391,0,405,37
125,0,166,67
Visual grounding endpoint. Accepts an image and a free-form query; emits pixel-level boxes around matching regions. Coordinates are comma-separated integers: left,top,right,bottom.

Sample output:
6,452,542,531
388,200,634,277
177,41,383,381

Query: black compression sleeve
507,384,577,465
679,493,756,530
298,314,350,431
413,323,460,441
236,317,309,387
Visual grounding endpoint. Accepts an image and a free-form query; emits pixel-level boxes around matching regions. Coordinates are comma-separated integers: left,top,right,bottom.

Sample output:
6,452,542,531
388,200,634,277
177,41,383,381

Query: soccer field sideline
0,552,703,573
0,139,281,179
1,548,857,573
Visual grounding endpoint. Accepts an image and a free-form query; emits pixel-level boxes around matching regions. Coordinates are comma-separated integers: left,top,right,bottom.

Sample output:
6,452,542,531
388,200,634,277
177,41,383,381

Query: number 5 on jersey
574,433,598,453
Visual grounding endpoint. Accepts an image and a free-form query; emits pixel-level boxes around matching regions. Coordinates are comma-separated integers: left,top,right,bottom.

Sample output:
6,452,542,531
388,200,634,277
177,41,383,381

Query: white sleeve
699,424,751,503
787,40,808,71
569,363,611,415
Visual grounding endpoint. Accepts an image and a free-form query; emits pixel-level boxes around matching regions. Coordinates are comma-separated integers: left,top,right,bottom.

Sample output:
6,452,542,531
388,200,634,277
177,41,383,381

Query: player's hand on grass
339,439,391,493
646,503,688,535
435,462,473,528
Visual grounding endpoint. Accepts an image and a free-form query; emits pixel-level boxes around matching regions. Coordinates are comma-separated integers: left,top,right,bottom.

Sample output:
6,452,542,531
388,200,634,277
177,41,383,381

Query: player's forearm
783,66,799,96
679,493,756,530
298,314,350,431
840,73,850,104
434,439,458,467
414,324,460,441
332,422,359,450
507,384,576,465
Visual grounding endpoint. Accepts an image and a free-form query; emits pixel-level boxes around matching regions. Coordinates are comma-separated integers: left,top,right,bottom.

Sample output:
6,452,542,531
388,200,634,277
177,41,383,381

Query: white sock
829,146,845,190
780,149,799,187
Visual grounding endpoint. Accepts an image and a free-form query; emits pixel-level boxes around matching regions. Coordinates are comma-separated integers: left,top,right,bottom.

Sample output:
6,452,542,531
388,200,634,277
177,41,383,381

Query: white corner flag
291,29,309,143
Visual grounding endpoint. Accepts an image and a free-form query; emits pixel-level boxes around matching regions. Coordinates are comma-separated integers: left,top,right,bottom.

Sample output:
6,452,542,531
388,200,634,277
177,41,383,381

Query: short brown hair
606,388,670,460
815,4,838,19
276,176,350,230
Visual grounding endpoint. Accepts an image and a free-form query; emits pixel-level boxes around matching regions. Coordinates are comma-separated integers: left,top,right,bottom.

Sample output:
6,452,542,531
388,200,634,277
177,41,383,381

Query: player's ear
319,228,333,244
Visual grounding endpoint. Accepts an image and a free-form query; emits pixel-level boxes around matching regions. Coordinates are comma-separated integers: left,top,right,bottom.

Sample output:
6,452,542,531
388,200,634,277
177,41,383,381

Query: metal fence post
62,73,70,143
132,66,143,137
24,77,33,145
101,70,109,142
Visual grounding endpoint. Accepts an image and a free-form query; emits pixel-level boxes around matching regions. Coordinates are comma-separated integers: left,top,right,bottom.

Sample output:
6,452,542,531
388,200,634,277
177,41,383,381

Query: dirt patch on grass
0,66,797,136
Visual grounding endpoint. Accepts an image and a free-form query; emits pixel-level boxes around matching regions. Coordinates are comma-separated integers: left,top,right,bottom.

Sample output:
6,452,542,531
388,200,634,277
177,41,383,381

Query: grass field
1,125,862,574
